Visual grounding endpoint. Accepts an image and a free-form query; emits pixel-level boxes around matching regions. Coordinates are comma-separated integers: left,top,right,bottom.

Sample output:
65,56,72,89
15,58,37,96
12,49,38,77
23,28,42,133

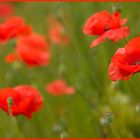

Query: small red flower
0,85,43,119
0,16,32,42
46,80,75,95
47,15,69,46
5,52,17,63
83,10,129,48
108,37,140,81
0,3,14,19
15,33,50,67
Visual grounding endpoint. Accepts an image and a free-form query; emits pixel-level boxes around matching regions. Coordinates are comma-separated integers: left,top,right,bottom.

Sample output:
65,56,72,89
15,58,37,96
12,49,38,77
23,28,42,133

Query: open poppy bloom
47,15,69,46
15,33,50,67
0,16,32,42
0,3,14,19
0,85,43,119
83,10,130,48
46,80,75,95
108,37,140,81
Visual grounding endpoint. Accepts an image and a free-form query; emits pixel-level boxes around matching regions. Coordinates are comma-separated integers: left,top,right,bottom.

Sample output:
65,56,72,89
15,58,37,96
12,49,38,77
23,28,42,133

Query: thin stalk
110,124,120,138
8,104,23,138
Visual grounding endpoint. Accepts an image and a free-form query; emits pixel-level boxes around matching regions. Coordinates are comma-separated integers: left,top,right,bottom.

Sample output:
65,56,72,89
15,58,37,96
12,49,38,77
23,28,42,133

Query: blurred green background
0,2,140,138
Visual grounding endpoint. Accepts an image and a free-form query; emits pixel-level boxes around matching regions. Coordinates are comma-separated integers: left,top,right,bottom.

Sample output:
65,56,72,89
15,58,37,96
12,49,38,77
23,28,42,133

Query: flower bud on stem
112,4,122,13
7,97,23,138
60,131,69,138
106,112,120,138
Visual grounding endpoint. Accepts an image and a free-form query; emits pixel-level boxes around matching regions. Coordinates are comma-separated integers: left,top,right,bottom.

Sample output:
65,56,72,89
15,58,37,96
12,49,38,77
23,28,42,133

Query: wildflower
0,85,43,119
83,10,129,48
15,33,50,67
46,80,75,95
0,16,32,42
108,37,140,81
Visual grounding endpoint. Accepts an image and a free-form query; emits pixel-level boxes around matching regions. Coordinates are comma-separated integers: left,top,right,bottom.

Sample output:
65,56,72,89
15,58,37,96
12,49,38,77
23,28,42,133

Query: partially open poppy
108,37,140,81
46,80,75,95
15,33,50,67
83,10,129,48
0,85,43,119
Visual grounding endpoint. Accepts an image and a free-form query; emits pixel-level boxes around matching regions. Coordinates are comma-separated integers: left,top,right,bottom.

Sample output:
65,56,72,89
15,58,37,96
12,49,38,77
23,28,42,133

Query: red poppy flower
0,3,14,19
15,33,50,67
17,32,48,50
5,52,17,63
83,10,129,48
0,85,43,119
108,37,140,81
47,15,69,46
0,16,32,42
46,80,75,95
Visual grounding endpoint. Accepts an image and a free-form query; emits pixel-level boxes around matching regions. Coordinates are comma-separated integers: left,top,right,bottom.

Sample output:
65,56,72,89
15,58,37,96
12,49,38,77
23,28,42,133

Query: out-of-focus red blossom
17,32,48,50
15,33,50,67
5,52,17,63
108,37,140,81
83,10,130,48
0,85,43,119
0,3,14,19
46,80,75,95
47,15,69,46
0,16,32,42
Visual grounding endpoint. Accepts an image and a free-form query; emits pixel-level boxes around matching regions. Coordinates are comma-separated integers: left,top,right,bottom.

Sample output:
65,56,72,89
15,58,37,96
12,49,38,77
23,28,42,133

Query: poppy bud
112,4,122,13
60,131,69,138
105,112,113,124
7,97,13,107
60,117,68,129
100,117,109,126
52,123,63,133
100,112,114,127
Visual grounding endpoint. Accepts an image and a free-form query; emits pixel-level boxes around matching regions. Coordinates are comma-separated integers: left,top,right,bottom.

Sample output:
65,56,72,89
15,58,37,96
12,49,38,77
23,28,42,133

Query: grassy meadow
0,2,140,138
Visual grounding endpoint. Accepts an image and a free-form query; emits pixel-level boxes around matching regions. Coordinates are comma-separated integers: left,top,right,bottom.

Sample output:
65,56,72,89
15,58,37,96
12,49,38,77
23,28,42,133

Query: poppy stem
58,54,65,78
110,124,120,138
7,97,23,138
10,113,23,138
77,91,122,138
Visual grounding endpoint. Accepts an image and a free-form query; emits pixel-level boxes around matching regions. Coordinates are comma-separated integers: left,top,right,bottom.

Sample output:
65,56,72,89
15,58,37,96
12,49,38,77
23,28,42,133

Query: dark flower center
104,26,110,31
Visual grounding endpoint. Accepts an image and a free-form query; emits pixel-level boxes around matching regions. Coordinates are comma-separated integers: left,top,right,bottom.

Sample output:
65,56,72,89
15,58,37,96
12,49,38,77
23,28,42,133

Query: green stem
110,124,120,138
8,107,23,138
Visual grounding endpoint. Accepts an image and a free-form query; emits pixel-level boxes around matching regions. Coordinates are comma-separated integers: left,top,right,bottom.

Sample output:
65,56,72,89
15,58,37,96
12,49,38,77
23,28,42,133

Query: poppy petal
90,27,130,48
